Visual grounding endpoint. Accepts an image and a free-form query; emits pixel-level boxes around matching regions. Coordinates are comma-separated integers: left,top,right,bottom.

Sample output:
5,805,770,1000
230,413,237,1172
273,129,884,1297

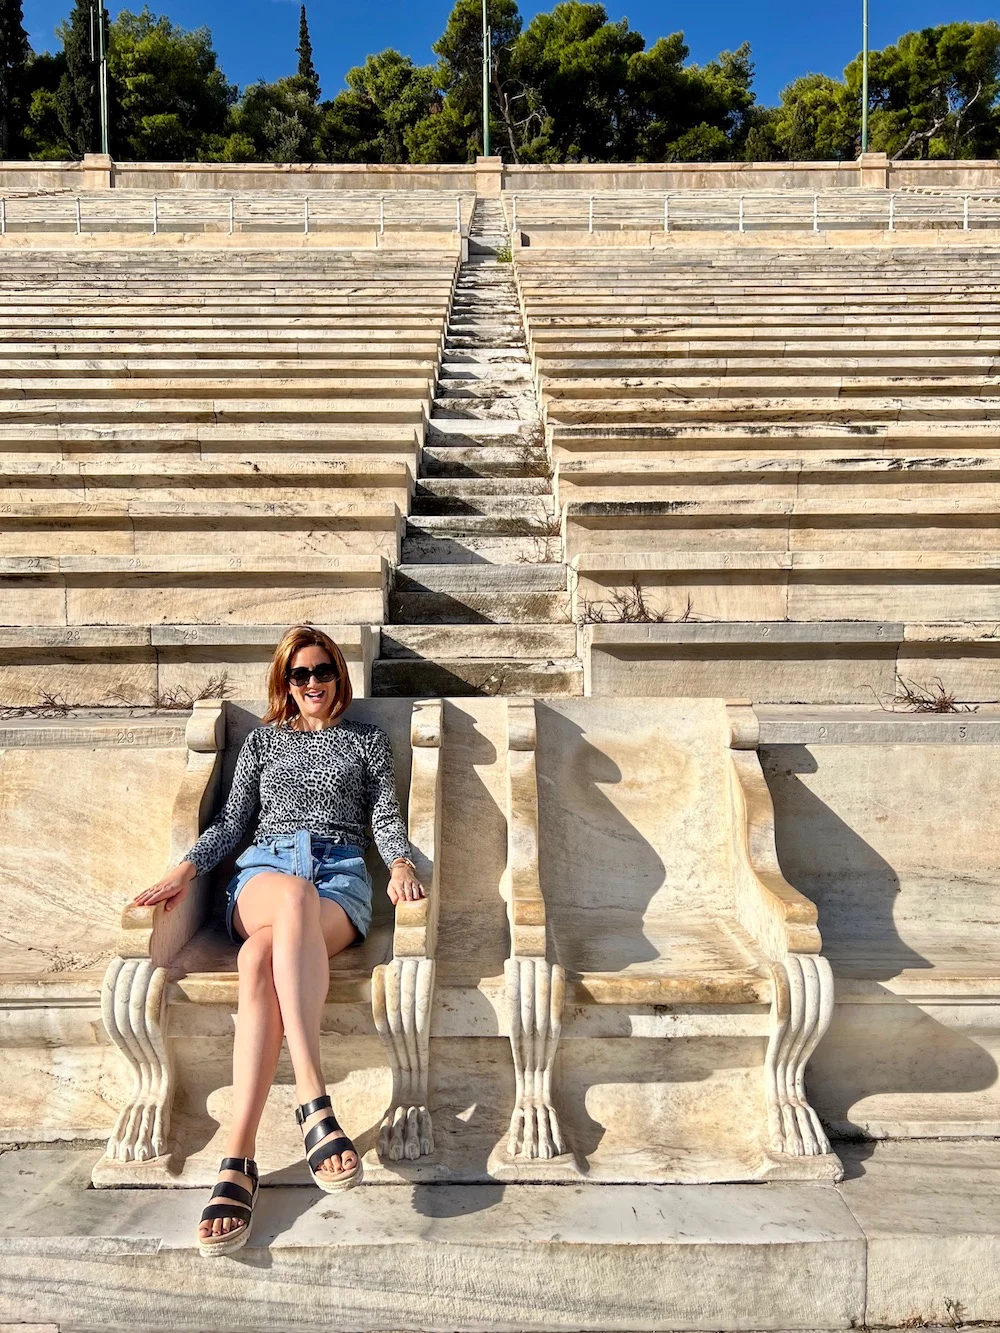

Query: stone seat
0,499,403,559
562,497,1000,558
571,549,1000,622
760,710,1000,1138
545,395,999,428
0,457,415,507
556,910,770,1005
550,422,1000,462
0,622,376,705
0,553,388,625
502,696,842,1183
580,620,1000,708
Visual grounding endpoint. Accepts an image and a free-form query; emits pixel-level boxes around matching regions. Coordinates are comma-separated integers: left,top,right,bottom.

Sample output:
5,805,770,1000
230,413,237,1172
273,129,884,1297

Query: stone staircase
373,199,581,696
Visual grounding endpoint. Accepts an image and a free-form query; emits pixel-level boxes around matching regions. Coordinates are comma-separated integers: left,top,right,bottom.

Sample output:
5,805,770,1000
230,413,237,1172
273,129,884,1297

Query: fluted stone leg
101,956,173,1162
764,952,835,1158
505,955,566,1160
372,956,435,1161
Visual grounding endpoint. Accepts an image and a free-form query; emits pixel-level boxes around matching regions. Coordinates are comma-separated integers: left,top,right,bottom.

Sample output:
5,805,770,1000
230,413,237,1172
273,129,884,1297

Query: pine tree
55,0,108,156
0,0,30,157
296,5,320,103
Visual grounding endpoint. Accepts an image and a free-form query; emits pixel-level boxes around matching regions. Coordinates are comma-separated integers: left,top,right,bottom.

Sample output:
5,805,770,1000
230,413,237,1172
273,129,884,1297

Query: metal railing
0,190,472,236
505,189,1000,234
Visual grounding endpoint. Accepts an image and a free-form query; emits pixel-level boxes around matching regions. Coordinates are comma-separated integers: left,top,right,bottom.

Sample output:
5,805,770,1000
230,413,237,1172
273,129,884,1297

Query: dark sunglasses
286,663,338,687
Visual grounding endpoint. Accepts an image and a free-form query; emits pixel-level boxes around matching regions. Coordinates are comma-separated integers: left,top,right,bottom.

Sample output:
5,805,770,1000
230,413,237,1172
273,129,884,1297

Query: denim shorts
224,829,373,947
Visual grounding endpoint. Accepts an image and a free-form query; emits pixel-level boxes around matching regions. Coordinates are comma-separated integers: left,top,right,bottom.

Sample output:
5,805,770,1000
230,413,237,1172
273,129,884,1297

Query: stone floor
1,1140,999,1331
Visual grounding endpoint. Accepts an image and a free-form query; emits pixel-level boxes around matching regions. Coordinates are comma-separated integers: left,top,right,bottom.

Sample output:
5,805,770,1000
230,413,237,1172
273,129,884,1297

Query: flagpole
482,0,491,157
861,0,869,153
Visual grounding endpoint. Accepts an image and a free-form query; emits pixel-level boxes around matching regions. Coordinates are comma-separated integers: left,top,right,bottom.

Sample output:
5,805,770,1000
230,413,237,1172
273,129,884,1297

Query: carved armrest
115,699,226,967
726,704,821,961
503,699,548,958
390,698,442,960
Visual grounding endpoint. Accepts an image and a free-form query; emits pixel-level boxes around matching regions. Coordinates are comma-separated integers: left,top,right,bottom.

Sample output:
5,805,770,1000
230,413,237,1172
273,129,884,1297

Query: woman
131,624,425,1258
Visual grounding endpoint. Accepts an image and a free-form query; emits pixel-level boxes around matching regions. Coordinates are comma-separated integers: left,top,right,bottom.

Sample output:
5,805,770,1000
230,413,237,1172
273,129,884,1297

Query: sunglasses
286,663,338,687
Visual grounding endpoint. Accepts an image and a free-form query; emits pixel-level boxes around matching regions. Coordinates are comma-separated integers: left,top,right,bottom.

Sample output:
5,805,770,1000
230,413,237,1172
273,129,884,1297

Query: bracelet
390,857,416,872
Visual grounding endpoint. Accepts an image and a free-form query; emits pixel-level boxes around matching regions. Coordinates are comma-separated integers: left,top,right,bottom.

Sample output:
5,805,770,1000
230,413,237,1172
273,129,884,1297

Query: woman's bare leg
233,872,361,1180
200,925,284,1241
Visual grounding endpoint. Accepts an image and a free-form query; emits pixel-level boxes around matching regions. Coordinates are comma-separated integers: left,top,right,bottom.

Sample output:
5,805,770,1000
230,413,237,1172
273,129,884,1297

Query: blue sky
23,1,1000,106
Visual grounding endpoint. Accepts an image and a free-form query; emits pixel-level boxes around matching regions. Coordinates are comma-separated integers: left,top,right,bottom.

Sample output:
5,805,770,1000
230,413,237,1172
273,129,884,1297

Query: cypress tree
0,0,30,158
55,0,108,156
296,5,320,103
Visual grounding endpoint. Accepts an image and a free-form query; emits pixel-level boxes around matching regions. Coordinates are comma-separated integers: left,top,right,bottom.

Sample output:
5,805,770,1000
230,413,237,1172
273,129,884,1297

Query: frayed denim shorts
224,829,373,947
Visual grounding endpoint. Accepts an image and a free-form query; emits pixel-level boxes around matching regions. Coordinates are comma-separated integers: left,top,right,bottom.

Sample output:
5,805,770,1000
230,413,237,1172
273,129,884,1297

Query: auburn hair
261,624,353,728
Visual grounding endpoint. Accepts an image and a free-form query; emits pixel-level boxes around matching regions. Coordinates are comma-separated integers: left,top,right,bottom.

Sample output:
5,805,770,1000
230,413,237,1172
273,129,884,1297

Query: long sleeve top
181,719,412,876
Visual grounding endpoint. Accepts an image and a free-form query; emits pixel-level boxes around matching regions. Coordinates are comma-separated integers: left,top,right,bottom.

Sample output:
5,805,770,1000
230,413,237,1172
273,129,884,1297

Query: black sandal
197,1155,259,1257
295,1094,363,1192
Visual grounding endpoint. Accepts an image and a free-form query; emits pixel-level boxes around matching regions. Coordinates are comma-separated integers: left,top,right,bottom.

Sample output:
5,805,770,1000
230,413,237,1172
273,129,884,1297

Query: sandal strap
209,1180,254,1209
303,1112,344,1154
200,1202,251,1223
220,1154,258,1181
295,1094,332,1126
308,1135,357,1173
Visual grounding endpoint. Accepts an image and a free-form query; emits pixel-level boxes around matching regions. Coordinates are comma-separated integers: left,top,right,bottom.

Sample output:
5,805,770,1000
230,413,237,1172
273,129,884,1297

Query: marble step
421,445,550,477
380,622,578,659
425,419,541,447
432,397,536,420
411,496,554,520
390,562,570,623
401,531,561,563
372,654,583,696
415,477,551,499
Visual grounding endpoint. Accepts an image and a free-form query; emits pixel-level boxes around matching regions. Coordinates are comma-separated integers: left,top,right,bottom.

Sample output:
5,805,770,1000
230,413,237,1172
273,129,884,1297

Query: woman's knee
237,926,276,992
273,875,322,919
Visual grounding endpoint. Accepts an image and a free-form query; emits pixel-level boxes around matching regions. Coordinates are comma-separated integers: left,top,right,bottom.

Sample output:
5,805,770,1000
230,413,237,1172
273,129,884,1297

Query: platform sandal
295,1093,364,1192
197,1155,259,1257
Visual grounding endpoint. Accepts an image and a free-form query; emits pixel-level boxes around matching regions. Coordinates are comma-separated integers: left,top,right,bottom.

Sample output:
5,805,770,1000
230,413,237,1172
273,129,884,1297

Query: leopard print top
181,718,412,876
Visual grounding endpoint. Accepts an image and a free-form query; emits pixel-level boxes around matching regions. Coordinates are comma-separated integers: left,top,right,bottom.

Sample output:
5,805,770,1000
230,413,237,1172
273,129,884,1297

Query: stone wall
1,151,998,193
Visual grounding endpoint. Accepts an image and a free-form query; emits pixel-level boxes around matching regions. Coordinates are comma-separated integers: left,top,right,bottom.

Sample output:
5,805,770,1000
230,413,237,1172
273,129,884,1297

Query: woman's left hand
387,861,426,904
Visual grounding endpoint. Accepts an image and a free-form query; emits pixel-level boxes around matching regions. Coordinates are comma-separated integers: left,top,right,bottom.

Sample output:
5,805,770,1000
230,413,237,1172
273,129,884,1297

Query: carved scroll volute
503,699,566,1160
372,698,443,1162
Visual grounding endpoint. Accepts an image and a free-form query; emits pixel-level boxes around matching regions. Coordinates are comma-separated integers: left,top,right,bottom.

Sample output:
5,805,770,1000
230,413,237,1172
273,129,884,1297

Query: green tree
22,50,70,158
432,0,524,160
55,0,108,156
510,3,644,161
774,73,857,161
217,77,320,162
847,21,1000,159
318,49,437,163
296,5,320,103
0,0,30,157
109,7,236,160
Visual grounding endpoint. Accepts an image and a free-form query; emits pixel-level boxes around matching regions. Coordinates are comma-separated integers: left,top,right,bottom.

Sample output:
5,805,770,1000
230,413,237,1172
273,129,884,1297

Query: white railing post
964,196,970,231
664,194,670,232
379,195,385,235
1,199,6,236
588,195,594,233
455,197,461,233
888,193,895,231
813,193,819,232
229,197,235,235
512,194,518,232
304,195,309,234
738,195,745,233
75,196,81,234
152,195,158,235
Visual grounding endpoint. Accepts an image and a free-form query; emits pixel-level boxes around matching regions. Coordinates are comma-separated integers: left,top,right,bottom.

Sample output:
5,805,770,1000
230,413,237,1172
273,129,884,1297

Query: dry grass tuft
578,581,695,625
0,673,233,719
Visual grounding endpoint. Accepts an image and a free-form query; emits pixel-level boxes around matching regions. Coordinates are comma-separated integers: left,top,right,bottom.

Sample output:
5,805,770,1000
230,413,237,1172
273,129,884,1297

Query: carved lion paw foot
508,1097,565,1160
378,1103,434,1161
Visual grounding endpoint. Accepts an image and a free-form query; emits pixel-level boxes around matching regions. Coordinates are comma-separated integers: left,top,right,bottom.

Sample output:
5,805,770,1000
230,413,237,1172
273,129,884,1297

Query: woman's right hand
130,861,197,914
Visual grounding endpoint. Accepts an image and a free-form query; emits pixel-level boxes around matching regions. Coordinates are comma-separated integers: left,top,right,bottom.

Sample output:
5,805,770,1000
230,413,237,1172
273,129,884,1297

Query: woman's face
286,644,338,723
